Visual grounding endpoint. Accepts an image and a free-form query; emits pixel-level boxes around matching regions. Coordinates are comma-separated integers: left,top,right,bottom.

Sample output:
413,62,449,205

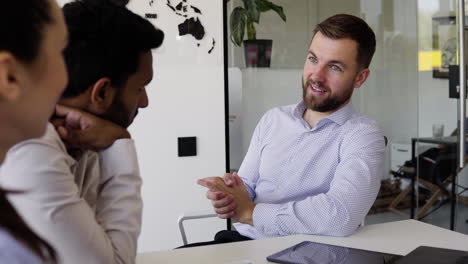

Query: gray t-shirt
0,228,42,264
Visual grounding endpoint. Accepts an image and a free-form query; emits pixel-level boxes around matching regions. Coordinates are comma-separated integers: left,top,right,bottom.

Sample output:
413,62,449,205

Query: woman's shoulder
0,227,42,264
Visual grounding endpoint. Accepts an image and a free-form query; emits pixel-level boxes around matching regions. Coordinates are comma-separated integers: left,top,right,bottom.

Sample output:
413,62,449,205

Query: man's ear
88,77,116,114
0,52,22,102
353,68,370,89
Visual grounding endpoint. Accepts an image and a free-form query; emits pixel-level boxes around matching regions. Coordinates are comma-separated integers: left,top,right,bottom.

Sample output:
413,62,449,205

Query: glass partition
227,0,468,234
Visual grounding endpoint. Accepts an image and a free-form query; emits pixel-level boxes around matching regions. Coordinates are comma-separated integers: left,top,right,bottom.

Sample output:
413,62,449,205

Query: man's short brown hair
313,14,376,69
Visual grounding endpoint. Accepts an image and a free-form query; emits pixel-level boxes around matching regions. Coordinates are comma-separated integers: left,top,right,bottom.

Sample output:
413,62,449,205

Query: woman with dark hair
0,0,68,263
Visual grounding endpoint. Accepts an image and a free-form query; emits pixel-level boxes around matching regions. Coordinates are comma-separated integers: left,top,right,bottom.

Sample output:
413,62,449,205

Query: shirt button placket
289,133,305,163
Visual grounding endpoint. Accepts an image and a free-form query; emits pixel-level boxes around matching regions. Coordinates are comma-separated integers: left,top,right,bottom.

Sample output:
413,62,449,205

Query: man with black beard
194,14,385,245
0,0,164,263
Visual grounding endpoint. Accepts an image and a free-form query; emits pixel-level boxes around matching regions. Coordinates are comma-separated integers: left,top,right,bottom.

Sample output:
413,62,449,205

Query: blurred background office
226,0,468,239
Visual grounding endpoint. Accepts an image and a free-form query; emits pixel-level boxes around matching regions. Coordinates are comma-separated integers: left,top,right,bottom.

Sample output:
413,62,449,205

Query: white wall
127,1,226,252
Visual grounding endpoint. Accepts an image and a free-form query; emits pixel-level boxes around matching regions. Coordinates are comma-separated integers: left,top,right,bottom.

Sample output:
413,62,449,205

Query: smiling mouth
309,84,326,93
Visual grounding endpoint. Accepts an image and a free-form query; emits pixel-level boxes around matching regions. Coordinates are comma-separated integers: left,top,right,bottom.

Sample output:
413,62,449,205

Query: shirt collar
293,101,356,126
325,102,356,125
293,101,307,120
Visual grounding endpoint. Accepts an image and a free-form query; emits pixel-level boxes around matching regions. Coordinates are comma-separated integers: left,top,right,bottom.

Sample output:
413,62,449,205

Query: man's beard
101,96,137,128
302,78,353,113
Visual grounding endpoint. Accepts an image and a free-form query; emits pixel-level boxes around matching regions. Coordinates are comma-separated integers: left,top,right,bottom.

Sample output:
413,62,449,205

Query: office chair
178,210,218,246
388,147,456,219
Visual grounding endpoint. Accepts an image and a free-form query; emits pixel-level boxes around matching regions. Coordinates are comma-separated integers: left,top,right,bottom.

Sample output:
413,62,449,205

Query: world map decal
147,0,216,54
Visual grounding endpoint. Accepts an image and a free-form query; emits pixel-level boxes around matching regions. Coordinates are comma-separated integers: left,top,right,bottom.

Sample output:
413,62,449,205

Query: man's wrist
110,125,131,141
98,127,130,151
242,202,256,226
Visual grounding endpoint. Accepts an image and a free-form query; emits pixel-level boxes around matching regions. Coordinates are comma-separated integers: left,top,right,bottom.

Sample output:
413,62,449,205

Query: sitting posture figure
0,0,164,263
196,14,385,246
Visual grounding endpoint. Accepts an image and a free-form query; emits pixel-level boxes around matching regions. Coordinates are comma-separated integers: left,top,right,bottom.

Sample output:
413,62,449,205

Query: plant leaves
230,7,247,46
259,0,286,22
257,0,271,12
242,0,260,23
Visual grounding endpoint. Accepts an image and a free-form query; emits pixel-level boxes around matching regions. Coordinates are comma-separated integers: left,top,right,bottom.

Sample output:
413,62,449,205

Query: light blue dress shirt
234,101,385,239
0,227,42,264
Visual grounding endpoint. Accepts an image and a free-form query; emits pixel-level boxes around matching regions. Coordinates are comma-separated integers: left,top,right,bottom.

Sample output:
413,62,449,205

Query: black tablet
266,241,402,264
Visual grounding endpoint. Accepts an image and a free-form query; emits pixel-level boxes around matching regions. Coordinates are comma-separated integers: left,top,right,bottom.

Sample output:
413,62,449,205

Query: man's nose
311,65,326,83
139,89,149,108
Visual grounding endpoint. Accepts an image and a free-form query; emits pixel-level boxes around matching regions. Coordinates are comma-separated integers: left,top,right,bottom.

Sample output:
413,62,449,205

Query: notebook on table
396,246,468,264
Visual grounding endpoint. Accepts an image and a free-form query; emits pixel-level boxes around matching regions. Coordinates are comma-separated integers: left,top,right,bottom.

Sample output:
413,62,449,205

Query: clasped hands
50,104,130,151
197,172,256,226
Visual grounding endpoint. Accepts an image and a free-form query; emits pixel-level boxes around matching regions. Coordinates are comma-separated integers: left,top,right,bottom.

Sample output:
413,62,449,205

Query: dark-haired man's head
60,0,164,128
312,14,376,69
302,14,375,113
0,0,68,144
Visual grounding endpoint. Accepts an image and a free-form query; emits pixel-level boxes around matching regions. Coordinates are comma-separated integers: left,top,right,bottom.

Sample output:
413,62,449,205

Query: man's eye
330,65,342,72
309,57,317,63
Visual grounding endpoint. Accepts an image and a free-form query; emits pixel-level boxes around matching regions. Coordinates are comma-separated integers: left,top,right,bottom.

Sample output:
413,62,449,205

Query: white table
136,220,468,264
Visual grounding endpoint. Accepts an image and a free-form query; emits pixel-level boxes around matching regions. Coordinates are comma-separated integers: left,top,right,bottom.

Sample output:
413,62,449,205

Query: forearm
1,149,125,263
1,136,142,264
253,154,383,237
253,189,377,237
96,138,143,264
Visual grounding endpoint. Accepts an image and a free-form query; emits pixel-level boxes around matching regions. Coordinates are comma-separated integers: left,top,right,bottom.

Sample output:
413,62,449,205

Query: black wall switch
145,13,158,19
178,137,197,157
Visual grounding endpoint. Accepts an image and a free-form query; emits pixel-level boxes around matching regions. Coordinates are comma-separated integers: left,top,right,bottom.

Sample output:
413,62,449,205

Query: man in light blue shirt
198,13,385,243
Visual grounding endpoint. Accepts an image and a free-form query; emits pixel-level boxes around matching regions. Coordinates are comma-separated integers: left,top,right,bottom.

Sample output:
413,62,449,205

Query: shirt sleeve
251,122,385,237
0,136,142,264
237,112,272,201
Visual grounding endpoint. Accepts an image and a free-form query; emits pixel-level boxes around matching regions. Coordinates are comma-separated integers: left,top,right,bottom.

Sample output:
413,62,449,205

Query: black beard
100,96,133,128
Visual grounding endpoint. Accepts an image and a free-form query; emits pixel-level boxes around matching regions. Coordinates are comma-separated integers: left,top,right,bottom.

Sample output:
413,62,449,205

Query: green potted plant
229,0,286,67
